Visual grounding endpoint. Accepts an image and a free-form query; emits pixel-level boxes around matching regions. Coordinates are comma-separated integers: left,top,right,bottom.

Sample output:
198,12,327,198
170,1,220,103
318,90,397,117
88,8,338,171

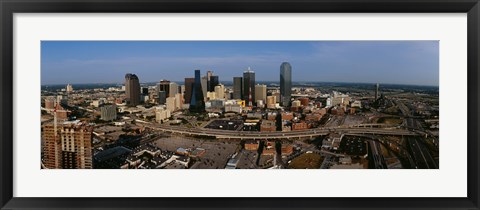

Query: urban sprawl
41,62,439,169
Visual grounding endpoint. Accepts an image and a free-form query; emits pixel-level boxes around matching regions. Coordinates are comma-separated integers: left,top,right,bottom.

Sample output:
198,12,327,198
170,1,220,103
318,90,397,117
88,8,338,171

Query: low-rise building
244,141,259,151
260,120,276,132
292,122,308,130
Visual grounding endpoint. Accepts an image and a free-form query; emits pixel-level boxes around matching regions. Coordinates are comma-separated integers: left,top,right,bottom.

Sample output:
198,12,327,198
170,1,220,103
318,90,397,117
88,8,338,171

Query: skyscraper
215,84,225,99
280,62,292,107
189,70,205,113
169,82,178,97
243,68,255,106
207,70,213,90
159,80,171,97
125,73,140,107
141,87,149,96
375,83,380,101
255,84,267,103
42,121,93,169
233,77,243,99
201,76,208,100
158,91,167,105
66,84,73,93
209,75,219,92
184,78,195,104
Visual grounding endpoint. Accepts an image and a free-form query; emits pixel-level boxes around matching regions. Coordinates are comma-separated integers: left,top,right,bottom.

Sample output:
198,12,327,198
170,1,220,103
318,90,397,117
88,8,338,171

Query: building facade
280,62,292,107
42,122,93,169
184,77,195,104
255,84,267,104
125,73,140,107
189,70,206,113
243,68,255,106
100,104,117,121
233,77,243,99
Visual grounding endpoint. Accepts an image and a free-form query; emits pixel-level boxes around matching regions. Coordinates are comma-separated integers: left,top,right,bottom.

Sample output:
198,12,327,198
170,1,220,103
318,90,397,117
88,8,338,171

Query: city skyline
41,41,439,86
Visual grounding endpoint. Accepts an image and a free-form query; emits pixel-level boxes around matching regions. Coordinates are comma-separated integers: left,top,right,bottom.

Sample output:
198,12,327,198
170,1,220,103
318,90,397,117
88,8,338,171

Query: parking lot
205,120,243,131
339,136,367,156
154,137,239,169
236,150,259,169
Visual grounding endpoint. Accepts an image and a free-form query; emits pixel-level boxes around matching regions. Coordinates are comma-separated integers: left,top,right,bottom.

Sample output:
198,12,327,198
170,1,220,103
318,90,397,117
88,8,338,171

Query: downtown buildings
125,73,140,107
189,70,206,113
243,68,255,106
280,62,292,107
42,121,94,169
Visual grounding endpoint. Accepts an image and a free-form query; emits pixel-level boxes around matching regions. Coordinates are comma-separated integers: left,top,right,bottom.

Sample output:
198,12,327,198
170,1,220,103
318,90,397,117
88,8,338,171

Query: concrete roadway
136,120,419,140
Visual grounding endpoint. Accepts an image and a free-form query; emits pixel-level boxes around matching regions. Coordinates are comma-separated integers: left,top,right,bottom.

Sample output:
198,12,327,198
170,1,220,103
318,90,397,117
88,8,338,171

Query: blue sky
41,41,439,86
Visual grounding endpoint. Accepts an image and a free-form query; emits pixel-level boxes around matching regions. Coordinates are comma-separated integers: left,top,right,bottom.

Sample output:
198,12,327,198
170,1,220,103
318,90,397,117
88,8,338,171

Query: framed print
1,0,479,209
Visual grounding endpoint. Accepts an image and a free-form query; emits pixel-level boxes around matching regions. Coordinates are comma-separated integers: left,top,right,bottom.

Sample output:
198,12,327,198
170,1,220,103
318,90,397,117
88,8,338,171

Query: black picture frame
1,0,479,209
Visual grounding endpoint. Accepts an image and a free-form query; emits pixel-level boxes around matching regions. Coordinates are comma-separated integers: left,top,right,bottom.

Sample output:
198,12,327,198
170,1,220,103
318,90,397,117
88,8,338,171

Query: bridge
147,124,419,140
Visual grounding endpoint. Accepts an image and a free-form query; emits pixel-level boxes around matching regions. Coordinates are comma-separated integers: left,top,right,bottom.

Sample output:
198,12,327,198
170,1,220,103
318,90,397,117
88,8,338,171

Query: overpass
149,124,418,140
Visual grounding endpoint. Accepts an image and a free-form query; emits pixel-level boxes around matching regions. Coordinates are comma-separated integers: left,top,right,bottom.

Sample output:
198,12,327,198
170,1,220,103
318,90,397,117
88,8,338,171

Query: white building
66,84,73,92
174,93,183,110
155,106,171,123
224,104,242,113
166,97,176,112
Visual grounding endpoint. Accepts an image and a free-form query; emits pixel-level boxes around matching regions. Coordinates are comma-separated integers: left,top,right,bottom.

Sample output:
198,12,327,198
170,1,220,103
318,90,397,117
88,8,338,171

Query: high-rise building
44,97,55,110
375,83,380,101
267,96,276,109
189,70,205,113
280,62,292,107
209,76,219,92
233,77,243,99
255,84,267,104
169,82,178,97
158,91,167,105
207,70,213,90
243,68,255,106
125,73,140,107
174,93,183,110
215,84,225,99
141,87,149,96
184,78,195,104
166,97,176,112
201,76,208,100
159,80,171,97
42,121,93,169
66,84,73,93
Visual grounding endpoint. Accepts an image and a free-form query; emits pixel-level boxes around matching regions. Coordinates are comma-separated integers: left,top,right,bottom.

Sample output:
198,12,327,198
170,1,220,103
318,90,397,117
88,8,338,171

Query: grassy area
288,153,324,169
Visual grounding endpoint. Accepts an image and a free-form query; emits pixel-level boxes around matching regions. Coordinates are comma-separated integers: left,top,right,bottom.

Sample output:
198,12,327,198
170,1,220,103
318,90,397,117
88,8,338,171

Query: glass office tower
280,62,292,107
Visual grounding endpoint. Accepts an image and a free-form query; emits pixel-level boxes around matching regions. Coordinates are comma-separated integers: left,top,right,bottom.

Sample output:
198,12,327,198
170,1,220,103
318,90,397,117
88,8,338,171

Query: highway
136,120,419,140
368,140,387,169
405,136,438,169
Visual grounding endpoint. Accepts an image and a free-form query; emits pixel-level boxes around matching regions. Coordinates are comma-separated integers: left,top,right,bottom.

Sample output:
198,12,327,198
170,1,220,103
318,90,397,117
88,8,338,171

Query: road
368,140,387,169
405,136,438,169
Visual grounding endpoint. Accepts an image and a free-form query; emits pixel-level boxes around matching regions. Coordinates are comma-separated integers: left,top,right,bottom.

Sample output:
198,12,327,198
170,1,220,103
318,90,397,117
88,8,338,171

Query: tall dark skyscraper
209,75,219,92
280,62,292,107
184,77,195,104
243,68,255,106
189,70,205,113
125,73,140,107
233,77,243,99
375,83,380,101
